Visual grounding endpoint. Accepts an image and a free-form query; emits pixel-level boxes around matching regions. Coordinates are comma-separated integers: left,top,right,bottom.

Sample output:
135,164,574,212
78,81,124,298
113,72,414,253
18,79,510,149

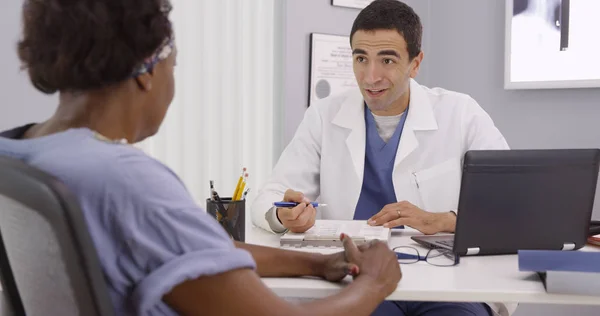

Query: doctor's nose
363,64,383,86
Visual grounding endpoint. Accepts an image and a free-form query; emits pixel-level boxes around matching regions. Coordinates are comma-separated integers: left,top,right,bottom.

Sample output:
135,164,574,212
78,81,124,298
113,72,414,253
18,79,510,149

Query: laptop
412,149,600,256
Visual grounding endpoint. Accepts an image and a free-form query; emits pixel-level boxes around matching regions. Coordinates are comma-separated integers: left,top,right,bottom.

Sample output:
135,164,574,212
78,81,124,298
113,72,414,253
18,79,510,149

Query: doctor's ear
409,51,424,78
134,72,153,91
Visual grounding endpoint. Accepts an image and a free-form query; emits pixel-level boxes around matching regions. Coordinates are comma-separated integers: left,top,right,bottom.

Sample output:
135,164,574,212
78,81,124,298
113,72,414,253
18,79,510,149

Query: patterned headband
131,36,175,77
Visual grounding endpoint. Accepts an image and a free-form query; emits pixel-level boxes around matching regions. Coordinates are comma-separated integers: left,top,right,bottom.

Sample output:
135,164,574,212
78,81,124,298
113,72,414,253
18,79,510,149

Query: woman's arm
234,241,349,281
164,266,385,316
164,236,401,316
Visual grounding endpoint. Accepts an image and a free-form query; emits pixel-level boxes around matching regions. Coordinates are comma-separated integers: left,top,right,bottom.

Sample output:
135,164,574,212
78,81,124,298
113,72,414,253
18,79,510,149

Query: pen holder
206,198,246,242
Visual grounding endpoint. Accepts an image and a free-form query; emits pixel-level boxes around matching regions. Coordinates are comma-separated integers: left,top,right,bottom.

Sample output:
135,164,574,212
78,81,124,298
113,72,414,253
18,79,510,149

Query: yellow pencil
235,173,249,200
232,167,246,199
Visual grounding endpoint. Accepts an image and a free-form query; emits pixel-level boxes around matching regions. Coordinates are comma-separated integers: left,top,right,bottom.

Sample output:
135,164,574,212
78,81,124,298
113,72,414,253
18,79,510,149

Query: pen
209,180,215,201
273,201,327,208
242,188,250,200
211,189,228,221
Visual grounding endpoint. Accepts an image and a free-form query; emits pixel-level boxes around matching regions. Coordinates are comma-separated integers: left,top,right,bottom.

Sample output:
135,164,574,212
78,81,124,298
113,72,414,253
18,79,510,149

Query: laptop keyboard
436,238,455,248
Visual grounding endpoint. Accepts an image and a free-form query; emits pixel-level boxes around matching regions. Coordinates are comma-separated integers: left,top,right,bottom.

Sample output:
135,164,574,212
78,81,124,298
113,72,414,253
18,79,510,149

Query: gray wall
282,0,600,222
424,0,600,223
282,0,432,142
0,1,56,131
282,1,600,315
426,0,600,151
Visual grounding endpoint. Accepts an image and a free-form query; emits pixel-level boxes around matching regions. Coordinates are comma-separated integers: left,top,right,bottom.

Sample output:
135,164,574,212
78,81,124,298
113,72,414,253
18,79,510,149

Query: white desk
246,226,600,306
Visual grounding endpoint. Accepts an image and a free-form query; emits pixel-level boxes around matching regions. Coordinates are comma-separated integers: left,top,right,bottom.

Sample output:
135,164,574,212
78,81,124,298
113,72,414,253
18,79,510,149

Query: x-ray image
512,0,569,51
506,0,600,89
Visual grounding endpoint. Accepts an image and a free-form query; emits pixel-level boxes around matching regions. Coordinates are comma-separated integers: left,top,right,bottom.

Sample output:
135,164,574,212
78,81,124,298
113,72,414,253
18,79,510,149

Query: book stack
519,250,600,296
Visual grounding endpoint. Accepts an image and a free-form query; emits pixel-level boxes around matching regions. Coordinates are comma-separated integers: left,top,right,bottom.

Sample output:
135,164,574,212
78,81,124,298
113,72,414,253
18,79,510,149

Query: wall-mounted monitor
504,0,600,89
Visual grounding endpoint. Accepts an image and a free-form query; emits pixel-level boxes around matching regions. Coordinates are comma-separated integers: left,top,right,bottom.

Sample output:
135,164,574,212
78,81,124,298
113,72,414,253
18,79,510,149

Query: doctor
252,0,509,237
253,1,511,315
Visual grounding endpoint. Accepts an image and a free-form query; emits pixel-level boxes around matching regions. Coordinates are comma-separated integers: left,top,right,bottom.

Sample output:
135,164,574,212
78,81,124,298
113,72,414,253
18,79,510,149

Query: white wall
0,1,56,131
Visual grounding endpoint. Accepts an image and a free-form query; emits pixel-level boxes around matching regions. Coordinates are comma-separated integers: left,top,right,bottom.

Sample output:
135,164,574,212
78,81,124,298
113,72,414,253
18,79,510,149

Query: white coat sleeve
462,96,510,151
451,97,511,216
251,103,323,233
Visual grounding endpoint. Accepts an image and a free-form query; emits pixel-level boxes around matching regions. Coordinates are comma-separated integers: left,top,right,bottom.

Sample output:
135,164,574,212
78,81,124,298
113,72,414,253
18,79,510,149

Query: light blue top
354,105,408,220
0,125,256,315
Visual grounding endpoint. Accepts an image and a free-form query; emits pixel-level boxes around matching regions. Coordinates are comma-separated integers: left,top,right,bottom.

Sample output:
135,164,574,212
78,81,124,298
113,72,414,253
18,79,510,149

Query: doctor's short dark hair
17,0,173,94
350,0,423,60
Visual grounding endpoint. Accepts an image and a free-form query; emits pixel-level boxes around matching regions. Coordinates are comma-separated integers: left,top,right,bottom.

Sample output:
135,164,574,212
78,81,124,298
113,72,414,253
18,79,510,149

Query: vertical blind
137,0,281,211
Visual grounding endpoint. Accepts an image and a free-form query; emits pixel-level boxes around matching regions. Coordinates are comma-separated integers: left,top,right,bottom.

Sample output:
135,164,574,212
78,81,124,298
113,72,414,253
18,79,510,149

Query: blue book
518,250,600,273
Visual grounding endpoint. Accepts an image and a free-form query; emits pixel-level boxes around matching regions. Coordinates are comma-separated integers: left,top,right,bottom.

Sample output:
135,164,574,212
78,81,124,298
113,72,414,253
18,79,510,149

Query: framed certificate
308,33,358,106
331,0,374,9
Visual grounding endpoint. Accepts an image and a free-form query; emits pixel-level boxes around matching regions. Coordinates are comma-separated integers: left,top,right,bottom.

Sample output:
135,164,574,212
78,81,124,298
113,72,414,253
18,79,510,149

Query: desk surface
246,226,600,305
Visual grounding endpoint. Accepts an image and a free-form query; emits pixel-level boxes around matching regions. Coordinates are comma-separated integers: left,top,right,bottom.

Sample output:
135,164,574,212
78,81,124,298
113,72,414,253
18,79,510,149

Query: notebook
588,234,600,247
518,250,600,273
280,220,391,248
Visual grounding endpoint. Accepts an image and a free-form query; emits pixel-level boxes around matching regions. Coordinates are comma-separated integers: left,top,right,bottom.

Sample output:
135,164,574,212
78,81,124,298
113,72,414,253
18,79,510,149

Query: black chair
0,156,114,315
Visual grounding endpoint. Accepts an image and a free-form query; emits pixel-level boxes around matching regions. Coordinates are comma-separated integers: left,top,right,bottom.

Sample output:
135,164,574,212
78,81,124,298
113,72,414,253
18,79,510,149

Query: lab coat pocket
413,158,461,213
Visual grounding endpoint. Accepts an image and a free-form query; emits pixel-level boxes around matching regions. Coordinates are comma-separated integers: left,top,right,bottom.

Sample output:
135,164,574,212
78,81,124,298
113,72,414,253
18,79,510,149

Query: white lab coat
253,79,509,228
252,79,515,315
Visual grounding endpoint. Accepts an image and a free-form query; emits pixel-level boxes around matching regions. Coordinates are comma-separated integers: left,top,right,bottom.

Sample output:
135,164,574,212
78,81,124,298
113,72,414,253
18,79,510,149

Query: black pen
209,180,215,201
212,189,228,219
212,189,239,240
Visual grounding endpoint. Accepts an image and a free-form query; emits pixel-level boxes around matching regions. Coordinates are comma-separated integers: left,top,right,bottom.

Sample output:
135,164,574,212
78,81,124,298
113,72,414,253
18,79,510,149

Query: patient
0,0,401,315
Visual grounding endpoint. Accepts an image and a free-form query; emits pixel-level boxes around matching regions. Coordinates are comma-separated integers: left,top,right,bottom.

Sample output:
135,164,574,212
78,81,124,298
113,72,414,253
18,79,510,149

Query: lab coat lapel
332,91,366,184
393,79,439,168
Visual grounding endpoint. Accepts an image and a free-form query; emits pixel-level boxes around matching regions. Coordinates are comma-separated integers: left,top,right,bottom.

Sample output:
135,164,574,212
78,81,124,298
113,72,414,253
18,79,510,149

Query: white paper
332,0,374,9
303,220,389,241
545,270,600,295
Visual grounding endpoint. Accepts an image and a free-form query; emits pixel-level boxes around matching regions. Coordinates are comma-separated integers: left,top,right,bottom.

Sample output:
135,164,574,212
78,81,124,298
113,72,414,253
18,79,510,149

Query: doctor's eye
356,56,366,63
383,58,395,65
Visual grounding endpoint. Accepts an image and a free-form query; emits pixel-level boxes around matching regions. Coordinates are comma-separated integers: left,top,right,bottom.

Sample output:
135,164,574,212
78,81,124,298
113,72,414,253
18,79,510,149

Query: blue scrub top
354,104,408,220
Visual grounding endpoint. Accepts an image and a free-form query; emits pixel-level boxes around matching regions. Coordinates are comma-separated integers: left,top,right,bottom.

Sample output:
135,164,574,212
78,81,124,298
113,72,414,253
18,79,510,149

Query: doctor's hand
367,201,456,235
276,189,316,233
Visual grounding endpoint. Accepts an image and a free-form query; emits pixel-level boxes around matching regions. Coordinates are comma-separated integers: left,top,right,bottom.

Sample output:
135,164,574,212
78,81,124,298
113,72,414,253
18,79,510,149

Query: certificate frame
504,0,600,90
308,33,357,107
331,0,374,10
